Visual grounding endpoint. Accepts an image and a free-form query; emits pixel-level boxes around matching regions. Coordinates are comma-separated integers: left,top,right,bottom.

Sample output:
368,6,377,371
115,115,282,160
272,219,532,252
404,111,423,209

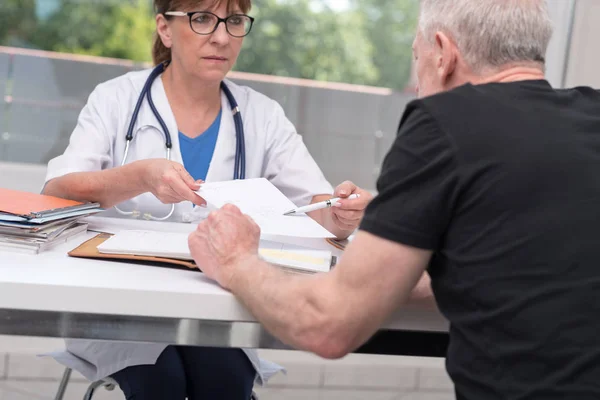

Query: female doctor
43,0,372,399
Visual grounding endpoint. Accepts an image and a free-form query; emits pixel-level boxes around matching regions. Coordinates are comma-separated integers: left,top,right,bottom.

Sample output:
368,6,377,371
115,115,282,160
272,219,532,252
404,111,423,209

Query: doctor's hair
419,0,553,73
153,0,252,65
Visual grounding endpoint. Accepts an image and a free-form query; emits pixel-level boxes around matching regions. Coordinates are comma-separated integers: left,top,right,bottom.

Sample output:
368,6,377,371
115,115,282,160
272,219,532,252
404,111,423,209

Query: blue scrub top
178,109,222,182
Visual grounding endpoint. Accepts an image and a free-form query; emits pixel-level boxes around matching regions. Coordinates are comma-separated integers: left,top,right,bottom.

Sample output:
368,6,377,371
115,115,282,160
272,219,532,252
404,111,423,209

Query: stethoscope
114,62,246,221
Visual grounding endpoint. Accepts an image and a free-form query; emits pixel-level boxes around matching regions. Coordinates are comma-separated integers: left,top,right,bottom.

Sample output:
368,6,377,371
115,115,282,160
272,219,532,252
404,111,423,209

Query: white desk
0,222,449,356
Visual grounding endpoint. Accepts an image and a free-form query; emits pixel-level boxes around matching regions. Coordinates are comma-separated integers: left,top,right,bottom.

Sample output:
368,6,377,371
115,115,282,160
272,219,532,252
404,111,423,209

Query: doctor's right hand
139,159,206,206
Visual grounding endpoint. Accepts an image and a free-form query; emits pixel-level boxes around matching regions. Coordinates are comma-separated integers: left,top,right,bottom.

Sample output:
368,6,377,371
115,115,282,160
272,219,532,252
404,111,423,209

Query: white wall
545,0,576,88
0,161,47,193
564,0,600,88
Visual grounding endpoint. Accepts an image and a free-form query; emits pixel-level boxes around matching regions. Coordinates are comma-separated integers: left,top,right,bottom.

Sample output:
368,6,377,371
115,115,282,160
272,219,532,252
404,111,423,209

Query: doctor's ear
156,14,173,49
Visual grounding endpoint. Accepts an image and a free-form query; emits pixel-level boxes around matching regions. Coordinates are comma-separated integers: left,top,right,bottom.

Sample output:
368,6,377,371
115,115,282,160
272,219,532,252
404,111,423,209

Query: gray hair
419,0,554,72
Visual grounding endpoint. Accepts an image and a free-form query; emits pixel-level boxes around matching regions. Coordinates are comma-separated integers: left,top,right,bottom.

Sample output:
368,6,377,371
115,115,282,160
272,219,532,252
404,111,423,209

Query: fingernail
340,190,347,196
333,202,342,207
200,204,207,208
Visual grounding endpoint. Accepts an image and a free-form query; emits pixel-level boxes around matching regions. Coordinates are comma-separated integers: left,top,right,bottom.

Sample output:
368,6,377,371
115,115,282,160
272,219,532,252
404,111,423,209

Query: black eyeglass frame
164,11,255,37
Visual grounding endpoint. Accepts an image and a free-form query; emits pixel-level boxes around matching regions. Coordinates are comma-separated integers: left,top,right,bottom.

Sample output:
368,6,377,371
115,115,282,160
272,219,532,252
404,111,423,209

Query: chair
53,368,116,400
54,367,259,400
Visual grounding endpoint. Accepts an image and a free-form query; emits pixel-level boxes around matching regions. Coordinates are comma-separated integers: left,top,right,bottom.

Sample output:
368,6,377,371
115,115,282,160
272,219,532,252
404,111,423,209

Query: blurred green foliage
0,0,418,89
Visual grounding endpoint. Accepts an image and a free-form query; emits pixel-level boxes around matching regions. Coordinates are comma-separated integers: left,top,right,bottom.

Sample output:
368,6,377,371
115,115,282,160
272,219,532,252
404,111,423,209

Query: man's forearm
228,256,342,355
228,255,423,358
43,161,148,208
206,231,432,359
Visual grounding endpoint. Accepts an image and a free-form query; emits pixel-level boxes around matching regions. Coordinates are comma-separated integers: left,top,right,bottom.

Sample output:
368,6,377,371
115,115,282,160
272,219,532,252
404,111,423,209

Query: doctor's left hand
330,181,373,232
188,204,261,290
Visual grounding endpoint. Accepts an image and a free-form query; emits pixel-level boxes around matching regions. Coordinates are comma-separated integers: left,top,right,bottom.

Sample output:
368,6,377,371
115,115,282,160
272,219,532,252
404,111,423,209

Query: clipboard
70,233,335,274
68,233,199,270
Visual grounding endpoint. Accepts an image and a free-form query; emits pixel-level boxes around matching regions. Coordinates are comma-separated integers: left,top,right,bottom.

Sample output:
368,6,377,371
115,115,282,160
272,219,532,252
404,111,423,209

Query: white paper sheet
97,230,333,274
83,216,198,235
196,178,334,238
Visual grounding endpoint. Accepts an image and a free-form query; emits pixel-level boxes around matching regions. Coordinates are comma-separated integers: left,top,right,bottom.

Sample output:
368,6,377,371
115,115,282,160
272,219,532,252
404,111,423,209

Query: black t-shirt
360,80,600,399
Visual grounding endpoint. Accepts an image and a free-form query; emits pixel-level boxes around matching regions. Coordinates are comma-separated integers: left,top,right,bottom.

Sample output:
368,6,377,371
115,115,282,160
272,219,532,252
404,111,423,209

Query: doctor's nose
210,21,231,46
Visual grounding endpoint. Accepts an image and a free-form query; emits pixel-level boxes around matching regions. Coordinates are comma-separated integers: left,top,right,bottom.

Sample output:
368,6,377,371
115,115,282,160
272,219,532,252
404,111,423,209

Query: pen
283,194,360,216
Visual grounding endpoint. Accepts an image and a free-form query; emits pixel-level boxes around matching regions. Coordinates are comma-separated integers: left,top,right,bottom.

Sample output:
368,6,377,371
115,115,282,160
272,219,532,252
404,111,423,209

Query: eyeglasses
165,11,254,38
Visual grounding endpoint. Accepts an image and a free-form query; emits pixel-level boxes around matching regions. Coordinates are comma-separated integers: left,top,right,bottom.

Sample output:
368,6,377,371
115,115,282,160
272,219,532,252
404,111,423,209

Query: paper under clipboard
258,240,336,273
91,230,335,274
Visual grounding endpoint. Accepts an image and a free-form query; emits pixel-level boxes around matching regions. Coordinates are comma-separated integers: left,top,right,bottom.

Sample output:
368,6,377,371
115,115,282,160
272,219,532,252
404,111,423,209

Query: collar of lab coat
132,70,238,183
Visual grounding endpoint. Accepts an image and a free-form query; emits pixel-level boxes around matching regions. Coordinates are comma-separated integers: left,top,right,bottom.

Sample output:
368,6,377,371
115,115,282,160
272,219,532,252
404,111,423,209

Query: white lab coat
43,68,333,385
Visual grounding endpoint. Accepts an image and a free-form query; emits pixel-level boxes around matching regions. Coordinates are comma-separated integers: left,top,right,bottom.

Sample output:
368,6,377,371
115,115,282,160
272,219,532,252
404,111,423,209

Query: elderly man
189,0,600,398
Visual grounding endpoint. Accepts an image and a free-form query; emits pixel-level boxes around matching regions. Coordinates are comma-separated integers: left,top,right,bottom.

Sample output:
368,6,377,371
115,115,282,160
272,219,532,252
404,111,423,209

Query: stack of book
0,188,103,254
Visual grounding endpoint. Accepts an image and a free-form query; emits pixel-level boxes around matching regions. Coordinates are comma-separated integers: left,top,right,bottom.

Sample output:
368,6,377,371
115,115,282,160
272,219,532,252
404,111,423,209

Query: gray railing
0,46,414,190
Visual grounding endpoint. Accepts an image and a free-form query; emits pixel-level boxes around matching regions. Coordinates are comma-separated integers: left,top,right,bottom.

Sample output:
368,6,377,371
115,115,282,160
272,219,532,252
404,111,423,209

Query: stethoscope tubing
114,63,246,221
